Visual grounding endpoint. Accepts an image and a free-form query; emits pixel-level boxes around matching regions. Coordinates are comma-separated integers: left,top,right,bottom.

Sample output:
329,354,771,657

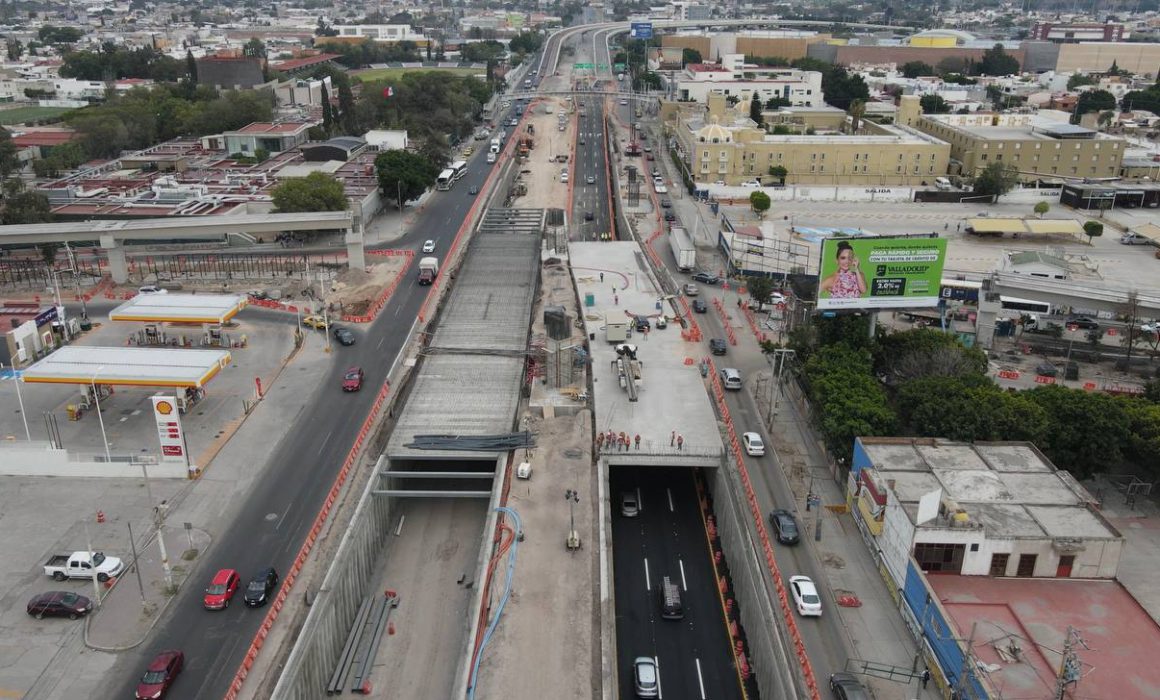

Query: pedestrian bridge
0,211,360,283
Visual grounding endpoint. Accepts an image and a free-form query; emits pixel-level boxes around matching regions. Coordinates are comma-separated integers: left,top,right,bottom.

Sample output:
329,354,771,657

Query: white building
850,438,1122,584
331,24,427,44
363,129,409,151
676,57,823,107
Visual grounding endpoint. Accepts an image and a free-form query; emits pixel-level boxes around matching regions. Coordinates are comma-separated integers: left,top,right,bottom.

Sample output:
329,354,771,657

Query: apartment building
915,113,1126,181
330,24,428,45
670,94,950,186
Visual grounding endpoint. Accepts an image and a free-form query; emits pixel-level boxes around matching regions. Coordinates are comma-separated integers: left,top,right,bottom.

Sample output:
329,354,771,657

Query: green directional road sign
614,63,626,71
573,63,594,69
597,64,609,69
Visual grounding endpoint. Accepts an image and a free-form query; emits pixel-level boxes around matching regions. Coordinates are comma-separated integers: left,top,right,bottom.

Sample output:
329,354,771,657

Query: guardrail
706,359,822,700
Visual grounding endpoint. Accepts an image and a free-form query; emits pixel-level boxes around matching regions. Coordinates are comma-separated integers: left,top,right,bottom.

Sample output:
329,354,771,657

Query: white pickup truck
44,551,124,582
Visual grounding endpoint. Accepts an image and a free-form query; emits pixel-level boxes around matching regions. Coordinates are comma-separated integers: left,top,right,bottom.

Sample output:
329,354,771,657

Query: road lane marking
656,656,664,699
377,335,387,349
666,488,674,511
643,557,651,591
637,487,643,514
695,658,706,699
679,560,688,591
276,502,292,531
317,429,332,455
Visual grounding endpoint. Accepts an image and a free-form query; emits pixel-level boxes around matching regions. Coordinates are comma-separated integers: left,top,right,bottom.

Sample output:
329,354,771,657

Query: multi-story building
914,113,1126,181
329,24,428,45
222,122,312,156
676,61,823,107
669,93,950,186
1030,21,1126,43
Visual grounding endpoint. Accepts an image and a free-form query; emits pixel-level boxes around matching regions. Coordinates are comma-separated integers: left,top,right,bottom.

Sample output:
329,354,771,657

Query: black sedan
1067,316,1099,330
709,338,727,355
769,509,800,545
692,299,708,313
333,327,356,346
27,591,92,619
243,567,280,607
692,271,720,285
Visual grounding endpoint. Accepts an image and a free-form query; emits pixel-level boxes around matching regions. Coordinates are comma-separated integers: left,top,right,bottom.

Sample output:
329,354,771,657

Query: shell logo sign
151,396,191,473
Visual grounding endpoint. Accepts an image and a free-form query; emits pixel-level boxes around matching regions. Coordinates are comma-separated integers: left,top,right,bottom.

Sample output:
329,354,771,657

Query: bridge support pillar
100,235,129,284
345,214,366,270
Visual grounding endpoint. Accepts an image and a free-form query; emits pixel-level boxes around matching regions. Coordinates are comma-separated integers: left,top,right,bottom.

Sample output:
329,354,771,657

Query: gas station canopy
108,293,248,325
20,346,232,388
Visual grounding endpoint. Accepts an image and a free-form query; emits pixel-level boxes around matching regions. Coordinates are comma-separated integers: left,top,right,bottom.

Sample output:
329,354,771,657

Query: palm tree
847,99,866,134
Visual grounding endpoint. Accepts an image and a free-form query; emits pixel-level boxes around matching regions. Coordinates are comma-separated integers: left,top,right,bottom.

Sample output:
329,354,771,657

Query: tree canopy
1073,89,1117,122
978,44,1020,76
61,45,186,82
374,149,438,207
972,161,1019,199
271,172,348,213
901,61,934,78
749,190,771,216
919,94,949,114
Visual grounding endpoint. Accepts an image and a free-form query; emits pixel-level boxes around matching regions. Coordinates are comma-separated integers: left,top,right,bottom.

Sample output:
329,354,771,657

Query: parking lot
0,307,338,698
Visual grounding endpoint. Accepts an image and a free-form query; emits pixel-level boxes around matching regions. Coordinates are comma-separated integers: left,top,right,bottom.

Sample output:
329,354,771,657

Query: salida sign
817,236,947,310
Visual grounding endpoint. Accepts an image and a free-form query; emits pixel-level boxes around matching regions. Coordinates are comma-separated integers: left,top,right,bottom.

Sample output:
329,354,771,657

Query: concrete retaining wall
704,184,914,203
0,443,188,479
268,455,394,699
707,463,809,699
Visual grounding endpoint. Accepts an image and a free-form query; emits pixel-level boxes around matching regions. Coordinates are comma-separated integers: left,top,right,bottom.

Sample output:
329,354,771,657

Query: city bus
939,278,982,303
436,160,469,191
999,295,1053,315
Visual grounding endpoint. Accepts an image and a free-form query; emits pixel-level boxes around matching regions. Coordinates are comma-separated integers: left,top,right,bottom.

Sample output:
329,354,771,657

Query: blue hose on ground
466,506,522,700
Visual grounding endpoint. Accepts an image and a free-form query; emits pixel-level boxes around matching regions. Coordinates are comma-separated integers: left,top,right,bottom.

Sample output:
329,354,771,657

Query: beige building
915,113,1126,182
661,30,829,63
668,94,951,186
1055,42,1160,75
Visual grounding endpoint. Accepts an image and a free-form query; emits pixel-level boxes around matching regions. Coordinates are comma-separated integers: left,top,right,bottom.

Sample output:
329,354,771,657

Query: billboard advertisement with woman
818,237,947,310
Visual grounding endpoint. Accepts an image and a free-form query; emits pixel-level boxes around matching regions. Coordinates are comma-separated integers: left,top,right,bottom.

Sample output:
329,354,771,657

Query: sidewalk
86,524,213,651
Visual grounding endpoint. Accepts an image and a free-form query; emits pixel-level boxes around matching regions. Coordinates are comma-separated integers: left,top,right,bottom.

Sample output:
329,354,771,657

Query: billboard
817,236,947,310
630,22,654,39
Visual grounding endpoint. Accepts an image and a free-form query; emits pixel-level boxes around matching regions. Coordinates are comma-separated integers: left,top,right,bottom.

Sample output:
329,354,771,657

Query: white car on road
422,240,436,253
742,432,765,456
790,575,822,617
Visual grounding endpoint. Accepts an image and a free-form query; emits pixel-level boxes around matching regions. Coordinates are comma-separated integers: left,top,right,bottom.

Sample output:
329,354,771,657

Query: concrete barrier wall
269,455,394,699
704,184,914,203
0,444,188,479
707,464,809,699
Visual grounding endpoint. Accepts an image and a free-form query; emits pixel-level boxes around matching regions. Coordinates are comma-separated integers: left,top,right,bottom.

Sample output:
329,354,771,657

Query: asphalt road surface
571,96,613,241
105,111,514,699
611,467,745,700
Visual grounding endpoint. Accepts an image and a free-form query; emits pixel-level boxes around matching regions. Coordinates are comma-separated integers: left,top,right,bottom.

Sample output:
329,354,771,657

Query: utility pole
1054,626,1087,699
767,348,795,426
955,622,978,699
62,242,88,320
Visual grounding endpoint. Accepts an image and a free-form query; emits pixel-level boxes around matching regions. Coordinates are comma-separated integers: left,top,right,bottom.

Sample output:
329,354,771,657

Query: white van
934,177,952,191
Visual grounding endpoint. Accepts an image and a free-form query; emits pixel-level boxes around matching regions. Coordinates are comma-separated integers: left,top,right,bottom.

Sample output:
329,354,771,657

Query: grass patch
0,106,72,124
352,66,483,83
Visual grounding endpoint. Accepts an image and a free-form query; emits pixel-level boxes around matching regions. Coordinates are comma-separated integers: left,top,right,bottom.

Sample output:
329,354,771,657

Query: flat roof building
676,60,823,108
850,437,1122,582
914,113,1126,182
670,93,950,186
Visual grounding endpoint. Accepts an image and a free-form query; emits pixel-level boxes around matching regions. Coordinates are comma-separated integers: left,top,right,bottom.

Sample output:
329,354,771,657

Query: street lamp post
1,362,31,441
91,366,111,462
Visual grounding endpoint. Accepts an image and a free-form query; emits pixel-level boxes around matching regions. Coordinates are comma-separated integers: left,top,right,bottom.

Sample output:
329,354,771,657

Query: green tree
1121,86,1160,115
919,94,949,114
874,328,987,382
1025,385,1130,478
749,190,771,217
243,37,266,59
764,96,791,110
1033,201,1050,218
846,98,866,133
320,83,333,133
270,172,348,212
375,148,438,208
37,26,84,45
186,49,197,84
897,375,1049,444
978,44,1019,76
972,161,1019,199
749,93,763,125
901,61,934,78
745,275,775,309
1120,398,1160,473
681,48,702,65
1083,220,1103,244
1067,73,1097,90
1073,89,1117,122
6,39,21,61
769,165,788,185
2,190,53,225
0,129,19,180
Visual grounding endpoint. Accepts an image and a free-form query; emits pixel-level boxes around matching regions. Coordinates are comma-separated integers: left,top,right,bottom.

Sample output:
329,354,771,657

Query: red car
136,649,184,699
202,568,239,610
342,366,364,392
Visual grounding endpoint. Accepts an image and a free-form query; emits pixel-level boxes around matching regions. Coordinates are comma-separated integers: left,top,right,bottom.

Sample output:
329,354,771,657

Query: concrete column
344,214,366,270
976,284,1001,349
100,235,128,283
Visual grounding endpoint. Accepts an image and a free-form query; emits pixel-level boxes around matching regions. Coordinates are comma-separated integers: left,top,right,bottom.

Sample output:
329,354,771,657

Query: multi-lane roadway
105,108,515,700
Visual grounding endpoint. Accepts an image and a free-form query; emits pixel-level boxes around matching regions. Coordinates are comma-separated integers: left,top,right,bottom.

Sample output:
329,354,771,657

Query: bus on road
436,160,469,191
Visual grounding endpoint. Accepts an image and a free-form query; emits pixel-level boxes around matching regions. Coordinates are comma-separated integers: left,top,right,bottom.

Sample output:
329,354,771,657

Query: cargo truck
489,137,502,154
418,256,439,285
668,226,696,272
